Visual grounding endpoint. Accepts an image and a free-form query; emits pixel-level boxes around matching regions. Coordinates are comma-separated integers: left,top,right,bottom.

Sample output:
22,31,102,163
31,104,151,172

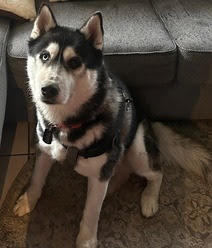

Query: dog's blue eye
67,57,82,70
40,52,50,62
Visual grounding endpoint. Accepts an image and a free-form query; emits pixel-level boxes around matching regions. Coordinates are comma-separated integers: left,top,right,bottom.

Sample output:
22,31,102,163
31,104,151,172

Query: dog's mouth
41,97,58,105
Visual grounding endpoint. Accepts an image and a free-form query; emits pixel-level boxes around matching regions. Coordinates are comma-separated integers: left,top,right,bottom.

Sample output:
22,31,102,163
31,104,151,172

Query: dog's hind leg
140,170,163,217
127,122,163,217
13,151,53,216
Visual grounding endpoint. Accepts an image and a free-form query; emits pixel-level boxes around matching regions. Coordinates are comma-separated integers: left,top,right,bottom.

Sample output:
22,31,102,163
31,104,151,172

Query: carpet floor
0,121,212,248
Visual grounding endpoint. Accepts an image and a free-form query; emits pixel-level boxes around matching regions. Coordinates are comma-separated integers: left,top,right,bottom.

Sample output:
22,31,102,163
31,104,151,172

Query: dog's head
27,4,104,107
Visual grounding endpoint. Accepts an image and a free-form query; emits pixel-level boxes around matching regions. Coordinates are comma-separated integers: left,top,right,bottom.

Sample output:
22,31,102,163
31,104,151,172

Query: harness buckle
125,98,133,111
122,91,133,111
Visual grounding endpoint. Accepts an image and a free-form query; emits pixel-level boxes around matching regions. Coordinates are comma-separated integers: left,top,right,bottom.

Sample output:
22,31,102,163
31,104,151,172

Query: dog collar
57,122,82,130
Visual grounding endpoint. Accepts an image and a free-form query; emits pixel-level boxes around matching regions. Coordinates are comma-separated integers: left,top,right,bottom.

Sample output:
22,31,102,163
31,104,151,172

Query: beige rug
0,121,212,248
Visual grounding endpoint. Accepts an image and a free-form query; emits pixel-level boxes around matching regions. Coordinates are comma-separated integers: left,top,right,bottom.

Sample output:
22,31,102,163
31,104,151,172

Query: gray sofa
1,0,212,144
0,18,10,147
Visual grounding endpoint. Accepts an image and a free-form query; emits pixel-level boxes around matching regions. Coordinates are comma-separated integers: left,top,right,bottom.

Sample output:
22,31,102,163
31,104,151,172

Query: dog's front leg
76,177,109,248
13,151,53,216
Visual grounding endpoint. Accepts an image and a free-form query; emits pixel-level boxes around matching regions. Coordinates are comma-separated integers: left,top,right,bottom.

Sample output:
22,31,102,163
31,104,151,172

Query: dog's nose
41,84,59,99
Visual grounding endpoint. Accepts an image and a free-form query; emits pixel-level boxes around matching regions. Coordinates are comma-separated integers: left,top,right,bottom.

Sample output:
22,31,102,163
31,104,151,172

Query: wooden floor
0,122,36,207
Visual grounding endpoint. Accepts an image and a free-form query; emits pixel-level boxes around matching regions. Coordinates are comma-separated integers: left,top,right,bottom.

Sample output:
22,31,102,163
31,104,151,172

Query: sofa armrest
0,17,10,147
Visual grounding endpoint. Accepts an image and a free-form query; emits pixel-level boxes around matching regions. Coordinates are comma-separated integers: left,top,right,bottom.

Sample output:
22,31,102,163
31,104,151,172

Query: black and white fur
14,5,212,248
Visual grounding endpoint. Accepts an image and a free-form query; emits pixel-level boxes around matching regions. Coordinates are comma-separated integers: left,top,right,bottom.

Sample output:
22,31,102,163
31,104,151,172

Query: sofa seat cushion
7,0,176,89
152,0,212,85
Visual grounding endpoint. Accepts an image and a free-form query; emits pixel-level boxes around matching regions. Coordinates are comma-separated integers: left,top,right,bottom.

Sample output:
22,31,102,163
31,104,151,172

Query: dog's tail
152,122,212,185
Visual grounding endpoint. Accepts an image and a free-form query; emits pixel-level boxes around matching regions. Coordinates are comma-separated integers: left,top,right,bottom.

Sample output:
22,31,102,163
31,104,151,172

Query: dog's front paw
76,238,97,248
141,192,158,218
76,232,97,248
13,192,36,216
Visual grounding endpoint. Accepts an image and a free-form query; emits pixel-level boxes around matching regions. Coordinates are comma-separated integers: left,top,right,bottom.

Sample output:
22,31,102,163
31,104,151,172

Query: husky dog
13,4,212,248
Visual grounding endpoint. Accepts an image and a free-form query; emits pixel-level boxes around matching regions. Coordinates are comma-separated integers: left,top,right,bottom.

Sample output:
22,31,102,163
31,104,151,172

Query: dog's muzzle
41,83,59,104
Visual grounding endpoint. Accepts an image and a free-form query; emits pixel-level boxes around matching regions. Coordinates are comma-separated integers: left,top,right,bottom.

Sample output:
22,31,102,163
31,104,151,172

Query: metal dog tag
66,146,79,167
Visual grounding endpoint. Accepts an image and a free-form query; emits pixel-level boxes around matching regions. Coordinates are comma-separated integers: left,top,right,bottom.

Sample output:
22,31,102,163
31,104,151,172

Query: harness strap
62,133,119,159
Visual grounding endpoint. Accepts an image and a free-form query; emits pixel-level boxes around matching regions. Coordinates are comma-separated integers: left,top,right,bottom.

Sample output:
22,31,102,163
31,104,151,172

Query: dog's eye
67,57,82,70
40,52,50,62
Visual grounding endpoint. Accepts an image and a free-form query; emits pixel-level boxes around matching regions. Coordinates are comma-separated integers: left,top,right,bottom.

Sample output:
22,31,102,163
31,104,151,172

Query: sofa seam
7,49,177,60
177,46,212,53
8,46,212,60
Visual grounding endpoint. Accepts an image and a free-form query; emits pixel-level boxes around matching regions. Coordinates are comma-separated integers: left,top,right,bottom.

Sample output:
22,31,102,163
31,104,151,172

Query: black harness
42,91,133,161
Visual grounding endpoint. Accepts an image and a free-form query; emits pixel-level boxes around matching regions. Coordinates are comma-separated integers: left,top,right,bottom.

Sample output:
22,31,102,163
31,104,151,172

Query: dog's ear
80,12,104,50
30,4,57,39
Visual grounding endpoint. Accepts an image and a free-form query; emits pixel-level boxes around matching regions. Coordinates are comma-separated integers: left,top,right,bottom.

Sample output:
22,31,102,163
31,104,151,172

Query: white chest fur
75,154,107,177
